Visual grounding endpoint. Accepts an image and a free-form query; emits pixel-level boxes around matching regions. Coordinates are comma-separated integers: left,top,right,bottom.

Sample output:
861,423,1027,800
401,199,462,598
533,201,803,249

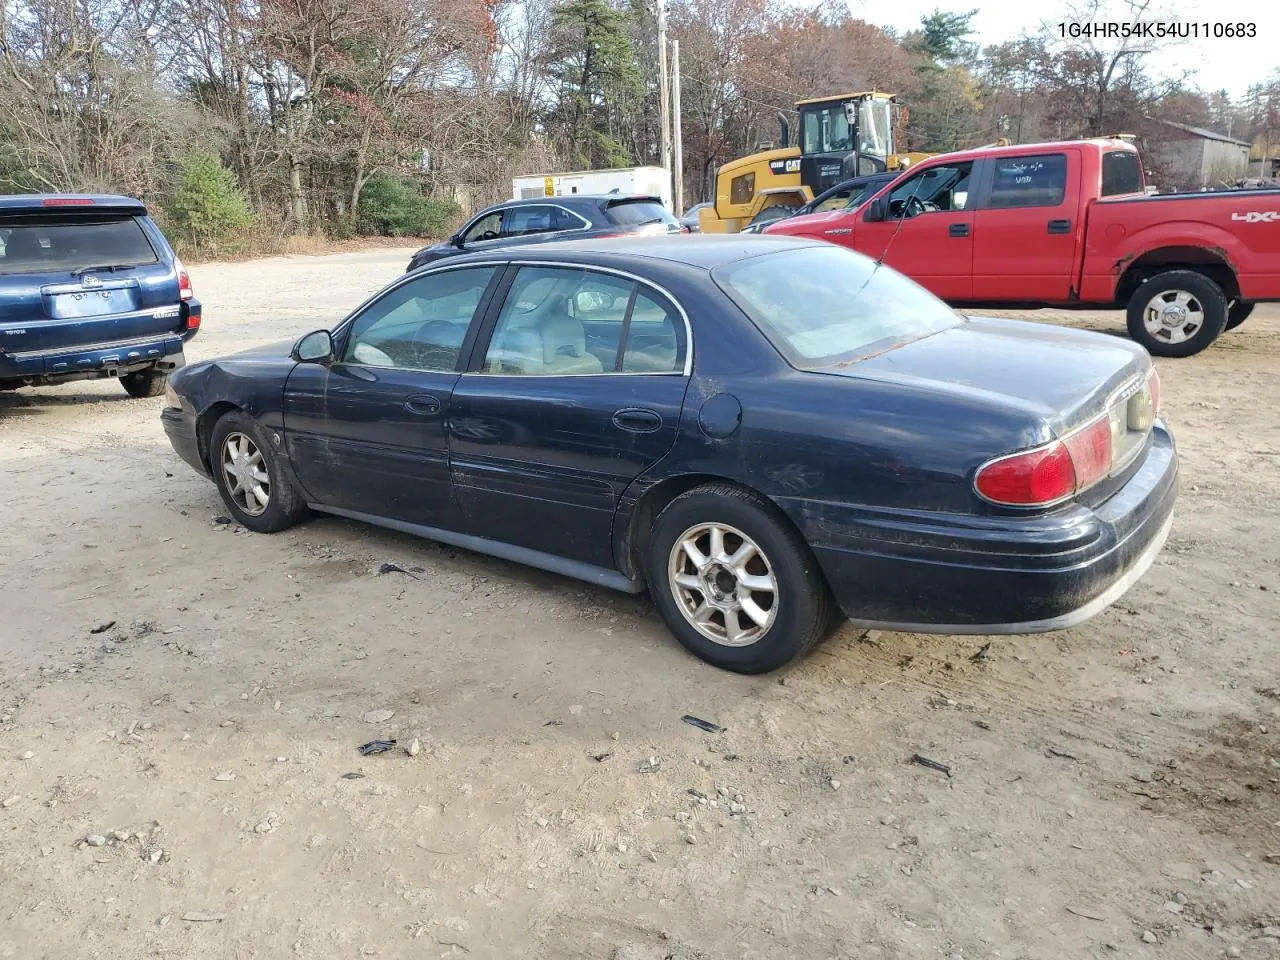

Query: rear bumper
0,334,188,386
796,423,1178,634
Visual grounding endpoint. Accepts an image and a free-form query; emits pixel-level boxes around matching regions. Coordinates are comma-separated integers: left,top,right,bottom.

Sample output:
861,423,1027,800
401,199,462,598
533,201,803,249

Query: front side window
462,212,503,244
800,105,852,154
344,266,496,370
482,266,684,375
714,245,963,368
988,153,1068,208
884,162,973,218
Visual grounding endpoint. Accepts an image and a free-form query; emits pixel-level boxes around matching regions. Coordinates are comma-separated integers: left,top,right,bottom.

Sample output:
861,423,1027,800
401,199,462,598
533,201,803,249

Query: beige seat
489,295,604,375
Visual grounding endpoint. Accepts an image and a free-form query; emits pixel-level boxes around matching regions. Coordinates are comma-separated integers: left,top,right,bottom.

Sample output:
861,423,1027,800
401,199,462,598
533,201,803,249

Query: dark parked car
406,195,682,271
0,194,200,397
162,236,1176,674
742,172,898,233
680,201,712,232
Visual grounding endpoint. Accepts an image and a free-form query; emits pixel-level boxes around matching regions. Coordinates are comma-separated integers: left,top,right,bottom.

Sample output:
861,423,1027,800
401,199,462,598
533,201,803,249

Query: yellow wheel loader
698,92,931,234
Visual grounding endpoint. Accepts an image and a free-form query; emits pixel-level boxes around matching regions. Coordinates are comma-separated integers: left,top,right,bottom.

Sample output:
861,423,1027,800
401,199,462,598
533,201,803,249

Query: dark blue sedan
161,237,1176,673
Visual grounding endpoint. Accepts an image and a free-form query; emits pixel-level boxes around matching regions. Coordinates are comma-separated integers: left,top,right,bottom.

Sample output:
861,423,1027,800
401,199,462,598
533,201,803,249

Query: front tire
647,484,836,674
209,411,308,533
1126,270,1227,358
120,367,168,398
1225,300,1254,331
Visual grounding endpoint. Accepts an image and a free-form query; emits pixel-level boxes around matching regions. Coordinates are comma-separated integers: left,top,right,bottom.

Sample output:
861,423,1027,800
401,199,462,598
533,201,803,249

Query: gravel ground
1,247,1278,960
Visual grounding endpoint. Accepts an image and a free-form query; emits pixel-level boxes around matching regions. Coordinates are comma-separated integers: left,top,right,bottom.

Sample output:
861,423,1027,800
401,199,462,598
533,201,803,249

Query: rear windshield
0,217,158,276
605,199,678,227
1101,150,1144,197
713,245,964,368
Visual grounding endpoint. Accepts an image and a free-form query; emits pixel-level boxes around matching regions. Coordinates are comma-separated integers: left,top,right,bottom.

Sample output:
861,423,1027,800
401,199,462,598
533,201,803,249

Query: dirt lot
2,248,1278,960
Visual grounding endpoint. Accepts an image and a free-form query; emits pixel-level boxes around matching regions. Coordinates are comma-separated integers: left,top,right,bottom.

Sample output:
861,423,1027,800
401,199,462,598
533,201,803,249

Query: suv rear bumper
0,331,193,387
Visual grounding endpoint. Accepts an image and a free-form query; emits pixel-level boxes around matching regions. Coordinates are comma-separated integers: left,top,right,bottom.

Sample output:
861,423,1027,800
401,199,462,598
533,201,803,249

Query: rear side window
1101,150,1144,196
730,173,755,205
0,217,158,276
504,205,557,236
987,154,1067,208
606,200,677,227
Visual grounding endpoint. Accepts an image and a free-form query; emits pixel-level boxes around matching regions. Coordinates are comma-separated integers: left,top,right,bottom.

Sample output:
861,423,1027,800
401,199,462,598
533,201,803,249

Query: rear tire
120,367,168,399
647,483,836,674
209,411,308,533
1225,300,1254,331
1125,270,1227,358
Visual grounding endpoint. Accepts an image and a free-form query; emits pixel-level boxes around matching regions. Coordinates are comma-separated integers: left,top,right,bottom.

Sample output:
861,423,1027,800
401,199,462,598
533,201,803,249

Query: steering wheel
903,195,928,218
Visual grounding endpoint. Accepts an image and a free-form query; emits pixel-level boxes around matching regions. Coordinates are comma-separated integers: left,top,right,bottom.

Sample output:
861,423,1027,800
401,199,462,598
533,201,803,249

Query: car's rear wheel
1125,270,1227,358
120,367,168,399
209,411,308,533
1225,300,1254,331
647,484,836,673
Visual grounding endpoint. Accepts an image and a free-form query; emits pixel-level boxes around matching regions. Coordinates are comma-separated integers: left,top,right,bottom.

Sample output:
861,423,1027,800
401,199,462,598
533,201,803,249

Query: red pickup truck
765,138,1280,357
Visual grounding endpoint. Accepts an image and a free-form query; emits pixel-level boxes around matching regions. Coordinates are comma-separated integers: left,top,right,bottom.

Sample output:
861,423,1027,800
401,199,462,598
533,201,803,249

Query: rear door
0,210,184,365
971,150,1081,301
282,265,502,525
448,263,690,569
848,160,976,300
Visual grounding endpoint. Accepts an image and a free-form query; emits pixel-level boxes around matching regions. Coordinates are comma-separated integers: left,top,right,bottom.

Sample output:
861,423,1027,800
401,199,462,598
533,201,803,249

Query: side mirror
863,196,887,222
450,233,465,249
293,329,334,364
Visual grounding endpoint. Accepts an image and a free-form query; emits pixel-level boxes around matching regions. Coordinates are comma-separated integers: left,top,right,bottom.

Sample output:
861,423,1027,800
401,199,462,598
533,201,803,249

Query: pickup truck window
713,245,963,368
988,154,1067,208
885,163,973,219
1102,150,1144,196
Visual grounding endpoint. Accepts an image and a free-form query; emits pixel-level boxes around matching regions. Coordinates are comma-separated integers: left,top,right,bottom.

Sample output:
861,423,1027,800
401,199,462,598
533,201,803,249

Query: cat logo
1231,211,1280,223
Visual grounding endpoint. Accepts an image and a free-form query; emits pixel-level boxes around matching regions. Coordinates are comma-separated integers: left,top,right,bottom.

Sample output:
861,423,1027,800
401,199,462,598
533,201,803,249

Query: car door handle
1048,219,1072,234
949,222,970,238
611,408,663,434
404,394,441,416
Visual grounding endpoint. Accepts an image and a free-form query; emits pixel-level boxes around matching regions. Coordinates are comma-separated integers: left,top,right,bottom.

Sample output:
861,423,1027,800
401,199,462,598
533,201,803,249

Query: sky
842,0,1280,98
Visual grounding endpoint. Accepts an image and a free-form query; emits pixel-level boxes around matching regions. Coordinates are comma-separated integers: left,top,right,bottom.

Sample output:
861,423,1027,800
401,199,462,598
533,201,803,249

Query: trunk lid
832,316,1151,435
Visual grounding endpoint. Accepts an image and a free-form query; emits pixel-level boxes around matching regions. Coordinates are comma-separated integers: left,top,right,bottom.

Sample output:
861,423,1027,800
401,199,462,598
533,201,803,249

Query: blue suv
0,195,201,398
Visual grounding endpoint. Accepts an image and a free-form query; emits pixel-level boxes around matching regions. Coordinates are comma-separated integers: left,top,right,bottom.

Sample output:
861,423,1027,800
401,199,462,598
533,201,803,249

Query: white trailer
512,166,672,210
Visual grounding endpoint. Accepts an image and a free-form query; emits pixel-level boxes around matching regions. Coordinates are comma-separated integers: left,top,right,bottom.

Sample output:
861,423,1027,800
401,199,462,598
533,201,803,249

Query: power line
679,72,798,115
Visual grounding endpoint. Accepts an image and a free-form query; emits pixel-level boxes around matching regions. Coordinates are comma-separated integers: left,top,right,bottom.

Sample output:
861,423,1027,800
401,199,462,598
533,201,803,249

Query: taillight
42,197,96,206
174,258,193,300
975,414,1115,507
975,441,1077,506
185,308,201,332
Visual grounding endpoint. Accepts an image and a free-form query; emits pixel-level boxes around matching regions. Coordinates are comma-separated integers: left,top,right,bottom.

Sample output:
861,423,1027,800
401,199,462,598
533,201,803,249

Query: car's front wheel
209,411,308,533
647,484,836,673
120,367,168,399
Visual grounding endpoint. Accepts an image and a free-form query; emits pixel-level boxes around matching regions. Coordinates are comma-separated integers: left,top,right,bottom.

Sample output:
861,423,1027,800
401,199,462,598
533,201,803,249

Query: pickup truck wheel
120,367,168,399
1225,301,1254,331
1126,271,1227,358
209,411,308,533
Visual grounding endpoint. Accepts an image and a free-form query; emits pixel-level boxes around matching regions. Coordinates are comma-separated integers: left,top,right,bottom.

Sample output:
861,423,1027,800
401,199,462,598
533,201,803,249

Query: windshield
800,99,893,160
0,217,158,276
713,245,963,368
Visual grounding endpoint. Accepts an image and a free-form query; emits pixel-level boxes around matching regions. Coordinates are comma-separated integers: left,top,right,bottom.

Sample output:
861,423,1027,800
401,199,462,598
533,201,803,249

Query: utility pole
671,38,684,217
657,0,671,185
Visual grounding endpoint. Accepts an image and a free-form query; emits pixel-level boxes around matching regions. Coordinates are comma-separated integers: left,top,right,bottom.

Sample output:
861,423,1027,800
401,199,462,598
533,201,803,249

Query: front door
449,264,690,569
282,265,501,525
850,159,976,300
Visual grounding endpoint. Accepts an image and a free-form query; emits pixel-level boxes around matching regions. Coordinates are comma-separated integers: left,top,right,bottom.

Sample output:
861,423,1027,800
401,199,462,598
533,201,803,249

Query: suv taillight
174,258,193,300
